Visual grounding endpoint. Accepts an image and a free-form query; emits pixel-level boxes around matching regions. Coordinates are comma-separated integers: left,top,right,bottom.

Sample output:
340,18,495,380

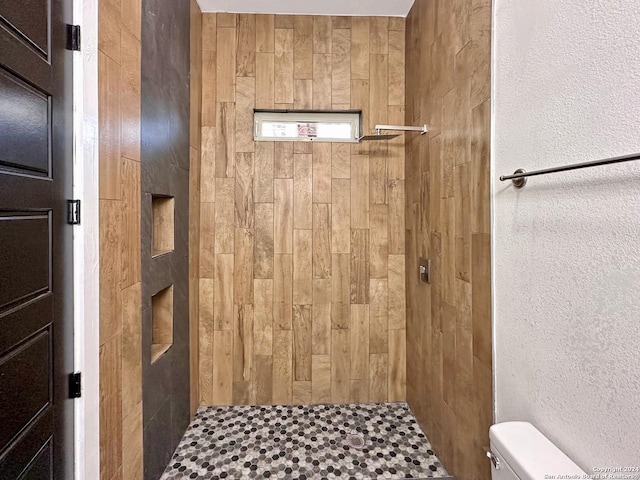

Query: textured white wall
492,0,640,470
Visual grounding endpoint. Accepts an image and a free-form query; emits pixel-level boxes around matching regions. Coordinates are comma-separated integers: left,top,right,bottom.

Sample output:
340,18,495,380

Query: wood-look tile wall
405,1,492,479
98,0,143,478
198,14,407,406
189,0,203,418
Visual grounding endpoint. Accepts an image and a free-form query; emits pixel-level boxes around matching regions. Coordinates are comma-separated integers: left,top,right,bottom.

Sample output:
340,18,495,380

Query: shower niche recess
152,195,175,257
151,285,173,363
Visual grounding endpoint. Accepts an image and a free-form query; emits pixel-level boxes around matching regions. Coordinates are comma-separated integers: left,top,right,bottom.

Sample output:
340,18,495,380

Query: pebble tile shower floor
160,402,448,480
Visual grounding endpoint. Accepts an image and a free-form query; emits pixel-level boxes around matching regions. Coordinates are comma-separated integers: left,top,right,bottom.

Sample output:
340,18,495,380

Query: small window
254,110,361,143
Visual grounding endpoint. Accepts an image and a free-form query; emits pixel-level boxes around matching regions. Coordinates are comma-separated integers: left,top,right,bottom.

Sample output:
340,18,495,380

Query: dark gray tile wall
140,0,191,478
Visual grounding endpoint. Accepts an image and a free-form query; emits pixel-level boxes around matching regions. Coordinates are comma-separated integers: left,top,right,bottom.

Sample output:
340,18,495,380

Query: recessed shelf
152,196,174,257
151,285,173,363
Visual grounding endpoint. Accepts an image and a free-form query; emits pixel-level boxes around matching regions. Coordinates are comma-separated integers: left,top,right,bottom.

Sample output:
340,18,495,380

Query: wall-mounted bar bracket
510,168,527,188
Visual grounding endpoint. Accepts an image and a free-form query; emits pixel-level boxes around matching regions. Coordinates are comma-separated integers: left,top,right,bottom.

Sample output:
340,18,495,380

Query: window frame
253,109,362,143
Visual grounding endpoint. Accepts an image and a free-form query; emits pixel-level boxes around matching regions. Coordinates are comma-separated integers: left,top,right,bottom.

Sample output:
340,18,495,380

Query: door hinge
68,372,82,398
67,25,81,51
67,199,81,225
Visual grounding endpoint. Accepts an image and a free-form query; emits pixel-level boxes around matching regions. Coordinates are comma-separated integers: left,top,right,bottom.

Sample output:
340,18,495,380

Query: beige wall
98,0,143,478
198,13,407,406
405,0,492,478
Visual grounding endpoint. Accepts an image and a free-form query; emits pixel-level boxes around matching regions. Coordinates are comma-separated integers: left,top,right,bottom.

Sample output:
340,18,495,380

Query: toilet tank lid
490,422,587,480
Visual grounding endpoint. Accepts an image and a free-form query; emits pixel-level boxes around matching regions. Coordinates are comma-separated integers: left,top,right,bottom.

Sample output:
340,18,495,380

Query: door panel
19,441,52,480
0,70,51,175
0,295,53,357
0,411,53,480
0,331,51,450
0,0,50,57
0,214,51,310
0,0,73,477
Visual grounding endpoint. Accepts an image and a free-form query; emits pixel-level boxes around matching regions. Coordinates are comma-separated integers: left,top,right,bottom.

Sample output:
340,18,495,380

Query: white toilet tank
489,422,587,480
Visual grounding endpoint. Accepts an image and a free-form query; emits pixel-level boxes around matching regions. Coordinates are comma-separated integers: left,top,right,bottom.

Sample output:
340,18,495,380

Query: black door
0,0,74,478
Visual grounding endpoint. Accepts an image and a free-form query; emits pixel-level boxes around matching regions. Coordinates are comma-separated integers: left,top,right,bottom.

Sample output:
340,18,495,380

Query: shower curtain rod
499,152,640,188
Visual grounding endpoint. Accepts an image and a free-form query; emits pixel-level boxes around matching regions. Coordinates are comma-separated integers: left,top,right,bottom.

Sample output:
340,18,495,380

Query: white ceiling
196,0,415,17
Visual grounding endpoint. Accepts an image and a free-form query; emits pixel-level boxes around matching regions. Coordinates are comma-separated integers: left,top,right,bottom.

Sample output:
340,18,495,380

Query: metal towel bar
499,152,640,188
